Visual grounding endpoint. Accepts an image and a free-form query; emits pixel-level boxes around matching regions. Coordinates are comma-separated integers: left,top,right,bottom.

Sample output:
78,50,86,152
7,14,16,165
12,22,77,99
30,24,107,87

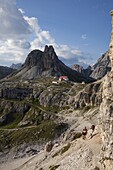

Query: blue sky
0,0,113,67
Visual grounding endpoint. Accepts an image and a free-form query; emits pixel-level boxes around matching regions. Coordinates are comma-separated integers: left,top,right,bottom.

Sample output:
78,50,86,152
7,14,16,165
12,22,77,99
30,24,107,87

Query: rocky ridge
90,51,111,80
0,78,102,127
73,51,111,80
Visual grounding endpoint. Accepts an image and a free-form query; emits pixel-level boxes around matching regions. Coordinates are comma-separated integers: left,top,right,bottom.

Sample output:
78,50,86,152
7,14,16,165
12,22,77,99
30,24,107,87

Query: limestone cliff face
99,10,113,170
68,81,102,109
72,51,111,80
99,72,113,169
0,87,32,99
90,51,111,80
109,10,113,68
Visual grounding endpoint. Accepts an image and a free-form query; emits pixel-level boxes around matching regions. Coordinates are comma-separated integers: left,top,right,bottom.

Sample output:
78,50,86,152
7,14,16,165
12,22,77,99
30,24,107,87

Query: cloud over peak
0,0,92,68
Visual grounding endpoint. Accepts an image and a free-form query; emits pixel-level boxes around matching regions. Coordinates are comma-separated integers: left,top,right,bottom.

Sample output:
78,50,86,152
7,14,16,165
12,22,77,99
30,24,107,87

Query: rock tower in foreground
99,10,113,170
109,10,113,68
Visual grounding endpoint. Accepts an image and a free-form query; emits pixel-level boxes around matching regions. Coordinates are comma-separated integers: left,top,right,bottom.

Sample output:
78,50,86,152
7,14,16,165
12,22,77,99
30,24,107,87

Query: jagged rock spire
44,45,55,53
109,10,113,68
44,45,57,59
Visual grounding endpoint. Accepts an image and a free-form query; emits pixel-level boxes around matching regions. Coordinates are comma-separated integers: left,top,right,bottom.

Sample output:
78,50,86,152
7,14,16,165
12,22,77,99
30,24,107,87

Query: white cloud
18,8,25,14
0,0,31,39
24,16,56,50
6,39,31,49
0,0,93,67
0,0,32,66
81,34,87,40
54,45,82,59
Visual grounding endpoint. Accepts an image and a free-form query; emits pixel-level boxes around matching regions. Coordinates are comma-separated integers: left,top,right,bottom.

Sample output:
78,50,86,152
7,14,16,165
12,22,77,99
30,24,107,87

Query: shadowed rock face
7,45,94,83
0,66,15,80
24,45,59,71
72,51,111,80
99,11,113,170
24,50,43,68
90,51,111,80
99,71,113,170
0,87,32,99
72,64,92,78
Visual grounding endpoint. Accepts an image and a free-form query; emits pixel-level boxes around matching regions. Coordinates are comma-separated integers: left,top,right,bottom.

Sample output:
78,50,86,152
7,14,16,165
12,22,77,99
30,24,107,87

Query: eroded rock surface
99,72,113,169
99,10,113,170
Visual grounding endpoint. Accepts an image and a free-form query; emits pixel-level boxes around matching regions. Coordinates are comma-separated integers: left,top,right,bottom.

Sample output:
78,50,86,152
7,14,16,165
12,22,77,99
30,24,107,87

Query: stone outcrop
0,100,30,115
68,81,102,109
0,79,102,114
99,10,113,170
0,87,32,100
109,10,113,68
99,72,113,169
72,64,84,73
32,80,102,109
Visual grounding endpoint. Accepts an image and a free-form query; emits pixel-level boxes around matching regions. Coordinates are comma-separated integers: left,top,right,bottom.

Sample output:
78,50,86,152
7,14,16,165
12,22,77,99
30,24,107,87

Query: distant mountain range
10,63,22,70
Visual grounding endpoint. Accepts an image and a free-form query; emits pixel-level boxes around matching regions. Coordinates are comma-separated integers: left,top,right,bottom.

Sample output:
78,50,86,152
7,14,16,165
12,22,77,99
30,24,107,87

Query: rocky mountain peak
24,45,58,68
44,45,55,53
6,45,93,82
24,49,43,67
44,45,58,61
